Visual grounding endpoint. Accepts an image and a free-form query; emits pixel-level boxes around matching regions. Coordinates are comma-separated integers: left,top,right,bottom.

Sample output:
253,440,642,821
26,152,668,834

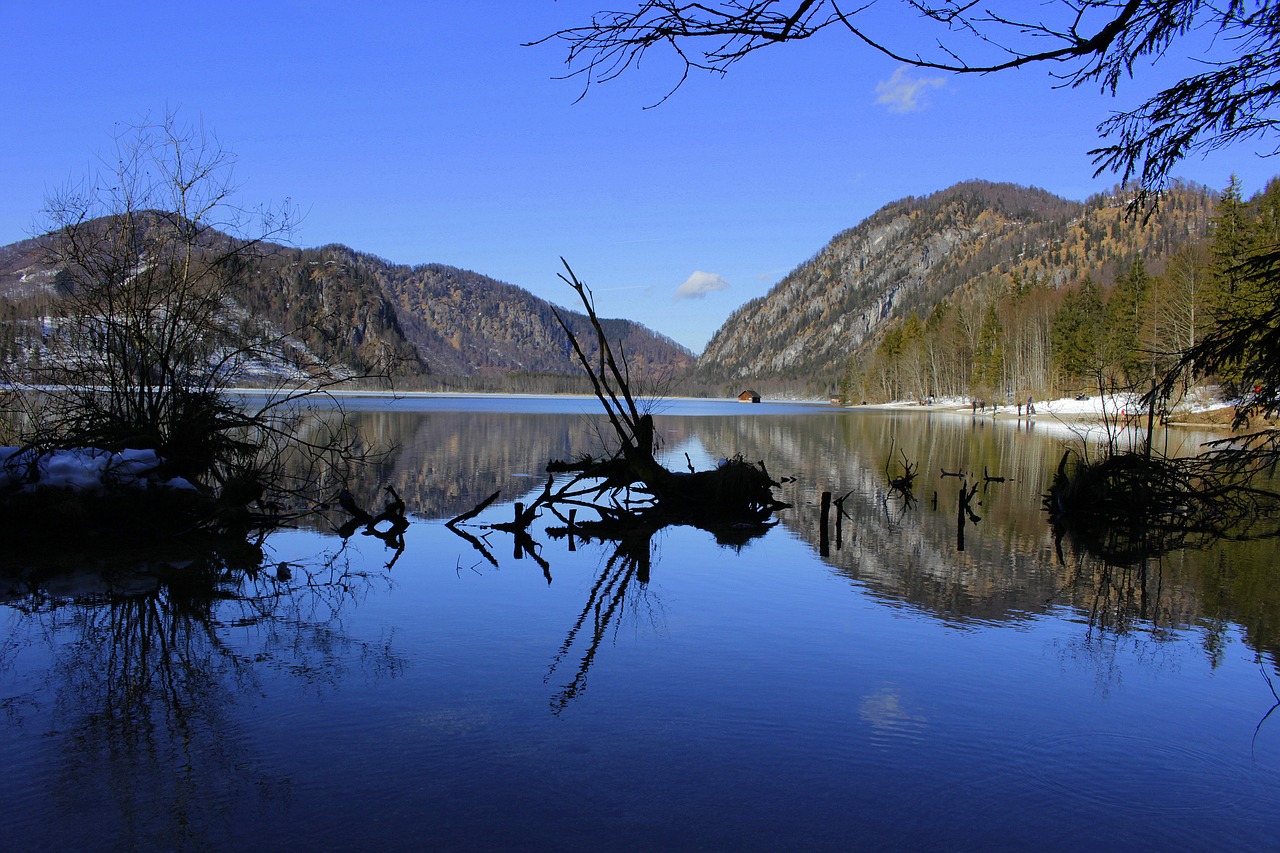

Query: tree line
842,176,1276,409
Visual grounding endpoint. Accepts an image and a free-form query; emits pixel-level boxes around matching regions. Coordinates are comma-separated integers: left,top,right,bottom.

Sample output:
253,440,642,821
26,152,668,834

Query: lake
2,395,1278,851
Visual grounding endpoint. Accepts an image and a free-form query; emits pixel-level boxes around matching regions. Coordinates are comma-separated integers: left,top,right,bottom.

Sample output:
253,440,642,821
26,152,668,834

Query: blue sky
3,1,1275,353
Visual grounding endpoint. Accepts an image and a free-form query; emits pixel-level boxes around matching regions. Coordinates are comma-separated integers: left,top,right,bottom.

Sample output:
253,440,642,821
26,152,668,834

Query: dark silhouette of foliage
1045,446,1280,565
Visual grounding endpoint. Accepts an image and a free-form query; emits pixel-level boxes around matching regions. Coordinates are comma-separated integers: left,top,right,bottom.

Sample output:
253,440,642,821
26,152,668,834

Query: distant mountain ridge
1,179,1221,397
342,249,692,381
694,180,1215,393
0,234,694,388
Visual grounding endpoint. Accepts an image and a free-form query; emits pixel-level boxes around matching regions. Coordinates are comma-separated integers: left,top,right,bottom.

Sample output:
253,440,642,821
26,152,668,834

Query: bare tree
535,1,1280,192
9,112,375,531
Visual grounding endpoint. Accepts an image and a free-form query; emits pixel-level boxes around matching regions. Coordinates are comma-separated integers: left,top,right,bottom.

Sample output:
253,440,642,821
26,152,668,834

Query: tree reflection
452,490,772,713
543,541,645,714
540,518,771,713
1,539,403,849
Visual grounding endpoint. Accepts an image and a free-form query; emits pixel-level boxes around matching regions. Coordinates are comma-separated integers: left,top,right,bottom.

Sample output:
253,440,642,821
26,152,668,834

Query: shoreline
843,394,1241,431
221,385,1245,430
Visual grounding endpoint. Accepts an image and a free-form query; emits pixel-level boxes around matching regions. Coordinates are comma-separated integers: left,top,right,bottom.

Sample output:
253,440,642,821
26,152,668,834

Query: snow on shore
0,447,197,495
867,387,1230,420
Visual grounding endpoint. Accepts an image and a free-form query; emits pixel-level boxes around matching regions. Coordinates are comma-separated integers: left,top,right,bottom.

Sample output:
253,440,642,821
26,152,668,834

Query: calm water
3,396,1279,851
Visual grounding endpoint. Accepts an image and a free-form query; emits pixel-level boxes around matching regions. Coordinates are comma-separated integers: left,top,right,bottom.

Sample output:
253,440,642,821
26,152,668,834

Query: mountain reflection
687,412,1229,631
322,405,1280,661
316,408,615,521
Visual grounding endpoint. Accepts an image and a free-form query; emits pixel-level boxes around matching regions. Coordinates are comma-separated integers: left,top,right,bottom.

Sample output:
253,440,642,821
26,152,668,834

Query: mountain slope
343,249,692,382
694,180,1214,392
0,234,693,386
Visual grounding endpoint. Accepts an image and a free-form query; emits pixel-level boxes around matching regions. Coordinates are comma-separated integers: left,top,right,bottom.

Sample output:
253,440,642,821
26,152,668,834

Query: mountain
693,180,1216,394
0,234,693,389
332,247,692,383
2,179,1222,399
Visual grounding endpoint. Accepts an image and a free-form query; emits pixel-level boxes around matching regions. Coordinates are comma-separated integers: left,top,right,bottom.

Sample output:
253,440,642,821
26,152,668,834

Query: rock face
366,255,692,381
693,180,1212,391
0,235,693,386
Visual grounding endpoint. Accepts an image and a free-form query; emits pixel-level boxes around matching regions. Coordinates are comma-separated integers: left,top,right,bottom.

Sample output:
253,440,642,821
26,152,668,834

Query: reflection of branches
880,484,916,526
1045,446,1280,565
334,486,409,569
540,512,768,713
954,479,981,552
446,474,772,714
885,444,917,496
1254,660,1280,755
545,551,638,714
448,523,500,569
2,538,402,848
1046,550,1187,700
880,441,918,520
1047,544,1186,645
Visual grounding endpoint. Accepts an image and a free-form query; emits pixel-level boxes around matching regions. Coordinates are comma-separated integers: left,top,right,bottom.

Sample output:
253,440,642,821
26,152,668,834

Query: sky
3,1,1277,354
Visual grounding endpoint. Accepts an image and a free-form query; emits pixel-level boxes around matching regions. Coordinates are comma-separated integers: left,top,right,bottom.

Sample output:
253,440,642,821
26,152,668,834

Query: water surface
2,397,1277,850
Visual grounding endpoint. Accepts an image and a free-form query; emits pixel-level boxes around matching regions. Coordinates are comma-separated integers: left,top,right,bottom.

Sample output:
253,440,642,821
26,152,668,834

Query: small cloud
875,66,945,113
674,270,730,301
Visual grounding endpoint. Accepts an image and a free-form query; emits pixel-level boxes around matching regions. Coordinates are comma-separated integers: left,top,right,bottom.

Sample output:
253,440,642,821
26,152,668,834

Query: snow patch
0,447,200,494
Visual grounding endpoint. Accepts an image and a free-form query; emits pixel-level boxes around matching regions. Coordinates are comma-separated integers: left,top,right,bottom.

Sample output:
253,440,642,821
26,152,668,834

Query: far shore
222,385,1247,430
843,393,1242,431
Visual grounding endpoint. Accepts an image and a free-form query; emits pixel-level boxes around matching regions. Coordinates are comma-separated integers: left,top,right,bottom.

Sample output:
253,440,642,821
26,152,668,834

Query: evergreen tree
1210,175,1251,302
1052,277,1105,384
1105,256,1151,382
973,300,1005,394
1206,176,1263,393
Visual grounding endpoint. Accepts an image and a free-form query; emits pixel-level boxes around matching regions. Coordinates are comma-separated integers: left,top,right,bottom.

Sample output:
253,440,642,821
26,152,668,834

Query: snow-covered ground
869,386,1230,419
0,447,197,494
860,388,1234,449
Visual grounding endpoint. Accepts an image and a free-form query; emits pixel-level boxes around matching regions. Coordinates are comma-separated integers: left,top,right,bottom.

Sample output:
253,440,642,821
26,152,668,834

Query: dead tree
444,262,788,569
884,443,918,511
544,261,789,528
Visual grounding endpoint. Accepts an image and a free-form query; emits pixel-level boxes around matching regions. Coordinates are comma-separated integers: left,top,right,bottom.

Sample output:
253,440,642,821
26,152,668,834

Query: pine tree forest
841,177,1280,407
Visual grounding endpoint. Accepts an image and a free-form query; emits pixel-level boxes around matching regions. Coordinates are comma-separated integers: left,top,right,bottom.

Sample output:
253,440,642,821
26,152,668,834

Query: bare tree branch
535,1,1280,190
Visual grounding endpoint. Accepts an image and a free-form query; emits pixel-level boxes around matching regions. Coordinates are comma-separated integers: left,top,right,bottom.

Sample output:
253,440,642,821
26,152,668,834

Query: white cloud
674,270,730,301
875,66,946,113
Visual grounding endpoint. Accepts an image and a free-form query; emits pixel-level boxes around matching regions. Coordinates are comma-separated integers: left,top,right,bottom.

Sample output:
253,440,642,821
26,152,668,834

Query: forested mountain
0,235,693,389
694,180,1217,397
6,176,1269,404
333,247,693,384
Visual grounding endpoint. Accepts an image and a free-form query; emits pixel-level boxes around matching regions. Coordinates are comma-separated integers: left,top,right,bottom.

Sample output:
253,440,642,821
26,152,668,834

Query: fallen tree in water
447,261,788,561
1043,440,1280,564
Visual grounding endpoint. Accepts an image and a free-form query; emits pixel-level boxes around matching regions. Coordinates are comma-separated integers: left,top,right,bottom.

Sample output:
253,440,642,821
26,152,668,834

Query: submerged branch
1044,446,1280,564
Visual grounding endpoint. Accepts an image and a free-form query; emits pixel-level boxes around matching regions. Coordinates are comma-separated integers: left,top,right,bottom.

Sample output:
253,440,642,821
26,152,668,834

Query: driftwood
820,491,831,556
447,490,501,527
335,486,409,567
832,490,854,549
879,444,918,518
956,479,981,552
1044,445,1280,564
885,445,917,495
447,261,789,565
